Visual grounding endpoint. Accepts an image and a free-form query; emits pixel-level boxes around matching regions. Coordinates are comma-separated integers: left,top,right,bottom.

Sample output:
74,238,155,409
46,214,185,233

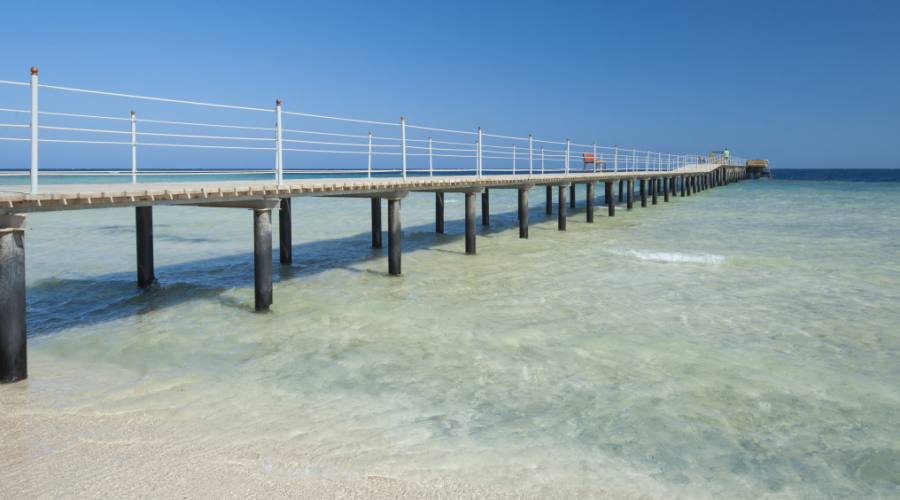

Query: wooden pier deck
0,164,748,383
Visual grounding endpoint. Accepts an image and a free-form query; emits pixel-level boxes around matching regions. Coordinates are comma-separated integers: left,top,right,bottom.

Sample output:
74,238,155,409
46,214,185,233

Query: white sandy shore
0,387,659,499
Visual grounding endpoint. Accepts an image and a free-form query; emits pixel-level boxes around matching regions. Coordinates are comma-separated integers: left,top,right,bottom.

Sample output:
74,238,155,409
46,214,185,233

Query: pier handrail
0,68,748,193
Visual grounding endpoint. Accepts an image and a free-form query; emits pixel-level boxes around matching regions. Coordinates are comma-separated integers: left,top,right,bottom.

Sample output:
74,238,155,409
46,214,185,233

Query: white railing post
29,67,39,194
367,131,373,178
427,136,433,177
565,139,570,174
614,146,619,172
657,152,661,172
528,134,533,175
631,149,636,172
512,145,517,175
130,110,137,184
592,143,597,172
275,99,283,186
401,116,407,179
477,127,483,177
540,146,545,174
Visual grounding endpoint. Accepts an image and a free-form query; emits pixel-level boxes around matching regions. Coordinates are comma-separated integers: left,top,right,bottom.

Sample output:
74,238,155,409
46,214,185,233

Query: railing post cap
30,66,39,75
130,110,136,116
276,99,282,106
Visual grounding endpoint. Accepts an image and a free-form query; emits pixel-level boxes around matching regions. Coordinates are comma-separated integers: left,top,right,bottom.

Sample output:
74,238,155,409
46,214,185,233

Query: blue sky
1,0,899,169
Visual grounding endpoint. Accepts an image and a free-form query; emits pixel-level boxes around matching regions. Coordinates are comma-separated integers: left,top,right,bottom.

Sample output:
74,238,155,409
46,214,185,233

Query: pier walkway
0,68,751,382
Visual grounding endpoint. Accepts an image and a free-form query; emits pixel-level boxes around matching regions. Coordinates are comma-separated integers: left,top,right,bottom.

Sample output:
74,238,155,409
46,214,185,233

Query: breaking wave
612,249,725,264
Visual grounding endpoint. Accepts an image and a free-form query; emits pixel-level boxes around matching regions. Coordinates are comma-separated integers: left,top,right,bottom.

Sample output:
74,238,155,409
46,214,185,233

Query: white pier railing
0,68,747,193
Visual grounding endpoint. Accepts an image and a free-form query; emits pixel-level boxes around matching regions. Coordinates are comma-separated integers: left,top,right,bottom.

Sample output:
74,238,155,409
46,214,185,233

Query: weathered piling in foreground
434,193,444,234
558,184,567,230
664,178,670,202
518,188,529,239
618,180,624,202
586,183,594,222
253,208,273,311
640,179,647,207
0,214,26,383
605,181,615,216
680,176,686,197
570,184,576,209
388,198,401,275
135,206,155,287
652,179,658,205
279,198,292,264
371,198,382,247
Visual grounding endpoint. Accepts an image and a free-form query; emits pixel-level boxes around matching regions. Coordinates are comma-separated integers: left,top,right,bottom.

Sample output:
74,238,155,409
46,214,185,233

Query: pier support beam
435,192,444,234
546,185,552,215
253,208,273,312
651,179,658,205
135,206,155,288
518,188,529,239
681,176,686,197
627,180,634,210
371,198,383,247
618,180,624,202
558,184,568,231
605,181,615,216
388,198,402,275
0,214,26,383
279,198,292,264
664,178,670,202
569,183,576,209
482,189,490,227
640,179,647,207
466,192,477,254
586,182,594,222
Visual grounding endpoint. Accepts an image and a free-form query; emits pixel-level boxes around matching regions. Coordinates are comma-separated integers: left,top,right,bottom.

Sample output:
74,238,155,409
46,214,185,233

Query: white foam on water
612,249,725,264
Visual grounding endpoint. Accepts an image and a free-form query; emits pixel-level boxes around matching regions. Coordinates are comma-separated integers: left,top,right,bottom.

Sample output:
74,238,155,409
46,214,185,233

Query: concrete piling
435,192,444,234
253,208,273,312
388,198,401,275
279,198,292,264
518,188,529,239
605,181,615,216
681,176,686,197
586,182,594,222
371,197,383,247
618,180,624,202
135,206,155,288
640,179,647,207
0,214,26,383
546,185,552,215
569,183,576,209
482,189,490,227
651,179,658,205
627,180,634,210
664,178,670,202
558,185,567,231
466,192,476,254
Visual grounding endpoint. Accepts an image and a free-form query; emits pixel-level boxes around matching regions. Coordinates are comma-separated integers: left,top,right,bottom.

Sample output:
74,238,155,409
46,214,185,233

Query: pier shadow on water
26,198,605,337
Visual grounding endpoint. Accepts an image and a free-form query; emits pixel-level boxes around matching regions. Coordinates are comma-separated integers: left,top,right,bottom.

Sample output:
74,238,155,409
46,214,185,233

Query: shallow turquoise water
4,178,900,497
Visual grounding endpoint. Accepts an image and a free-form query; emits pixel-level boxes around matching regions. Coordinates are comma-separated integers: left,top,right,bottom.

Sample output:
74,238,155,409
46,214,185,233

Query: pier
0,68,750,382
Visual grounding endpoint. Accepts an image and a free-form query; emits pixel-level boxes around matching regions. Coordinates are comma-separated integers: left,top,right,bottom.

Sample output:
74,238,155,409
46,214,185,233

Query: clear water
2,177,899,498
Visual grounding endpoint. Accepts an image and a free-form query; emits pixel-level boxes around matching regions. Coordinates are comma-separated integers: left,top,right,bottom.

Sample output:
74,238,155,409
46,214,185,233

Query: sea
1,168,898,498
